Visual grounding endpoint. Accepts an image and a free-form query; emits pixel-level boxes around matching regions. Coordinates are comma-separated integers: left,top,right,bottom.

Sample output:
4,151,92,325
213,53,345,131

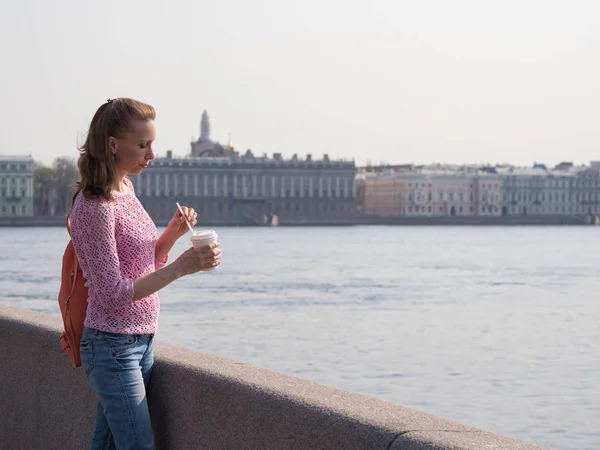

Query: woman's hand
133,242,221,300
166,206,198,240
174,243,221,276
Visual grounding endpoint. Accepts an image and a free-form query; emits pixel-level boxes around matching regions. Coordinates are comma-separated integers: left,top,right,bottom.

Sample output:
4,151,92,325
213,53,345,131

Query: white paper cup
190,230,219,271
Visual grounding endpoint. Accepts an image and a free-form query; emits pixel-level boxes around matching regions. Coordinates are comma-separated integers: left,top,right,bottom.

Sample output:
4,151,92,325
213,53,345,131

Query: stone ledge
0,304,545,449
390,431,545,450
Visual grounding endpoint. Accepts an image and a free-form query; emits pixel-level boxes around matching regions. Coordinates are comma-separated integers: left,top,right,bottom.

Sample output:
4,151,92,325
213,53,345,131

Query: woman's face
110,119,156,176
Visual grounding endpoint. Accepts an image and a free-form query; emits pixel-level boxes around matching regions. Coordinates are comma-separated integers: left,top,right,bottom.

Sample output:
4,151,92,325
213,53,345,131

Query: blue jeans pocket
100,332,138,356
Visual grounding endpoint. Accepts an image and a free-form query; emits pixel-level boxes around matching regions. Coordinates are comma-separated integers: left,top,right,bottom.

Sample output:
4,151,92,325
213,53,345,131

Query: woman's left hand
166,206,198,239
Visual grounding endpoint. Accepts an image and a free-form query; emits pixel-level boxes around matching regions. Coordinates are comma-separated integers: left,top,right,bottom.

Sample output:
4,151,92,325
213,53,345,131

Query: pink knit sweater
70,181,167,334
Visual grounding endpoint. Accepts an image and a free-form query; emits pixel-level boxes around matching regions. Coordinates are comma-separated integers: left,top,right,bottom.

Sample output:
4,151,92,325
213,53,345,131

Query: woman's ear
108,136,117,154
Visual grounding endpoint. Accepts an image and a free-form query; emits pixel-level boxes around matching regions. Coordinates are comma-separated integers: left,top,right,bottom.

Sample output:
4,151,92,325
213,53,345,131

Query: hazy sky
1,0,599,167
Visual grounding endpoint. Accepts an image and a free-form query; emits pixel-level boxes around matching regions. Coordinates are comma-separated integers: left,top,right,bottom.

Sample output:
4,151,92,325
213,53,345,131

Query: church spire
200,110,210,140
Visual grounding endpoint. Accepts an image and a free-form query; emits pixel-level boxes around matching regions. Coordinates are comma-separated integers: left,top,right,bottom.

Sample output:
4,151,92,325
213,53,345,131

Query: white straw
176,202,195,234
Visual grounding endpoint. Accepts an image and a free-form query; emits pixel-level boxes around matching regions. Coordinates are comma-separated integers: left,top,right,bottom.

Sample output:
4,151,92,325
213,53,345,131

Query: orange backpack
57,212,88,368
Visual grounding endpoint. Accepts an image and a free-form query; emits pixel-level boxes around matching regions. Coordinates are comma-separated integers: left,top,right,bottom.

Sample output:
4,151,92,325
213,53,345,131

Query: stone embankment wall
0,304,544,450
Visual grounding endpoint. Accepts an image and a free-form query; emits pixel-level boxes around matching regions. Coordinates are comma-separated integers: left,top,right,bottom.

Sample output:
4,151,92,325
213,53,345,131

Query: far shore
0,214,594,228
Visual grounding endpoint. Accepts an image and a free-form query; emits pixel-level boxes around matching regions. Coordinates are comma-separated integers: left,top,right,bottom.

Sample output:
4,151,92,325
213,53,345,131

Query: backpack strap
65,210,80,281
66,211,72,237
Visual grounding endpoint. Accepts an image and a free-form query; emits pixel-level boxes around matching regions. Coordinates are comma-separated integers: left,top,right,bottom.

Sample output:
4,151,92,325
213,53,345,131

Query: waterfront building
570,162,600,215
359,171,401,216
359,166,501,217
497,162,600,216
0,155,34,217
497,166,553,216
475,170,503,216
360,161,600,218
133,113,357,224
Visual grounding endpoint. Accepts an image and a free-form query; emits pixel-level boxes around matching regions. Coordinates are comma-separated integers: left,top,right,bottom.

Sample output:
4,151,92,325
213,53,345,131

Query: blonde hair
75,98,155,202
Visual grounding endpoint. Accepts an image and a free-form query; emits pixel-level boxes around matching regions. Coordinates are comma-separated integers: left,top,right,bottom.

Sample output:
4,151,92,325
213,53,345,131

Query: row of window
141,189,353,199
506,178,598,188
406,182,500,189
368,204,600,216
508,205,597,215
142,199,355,217
366,191,499,202
368,205,499,215
0,177,31,186
406,205,498,214
135,173,355,199
373,176,600,190
405,192,499,202
507,191,599,202
0,189,28,198
0,204,28,215
0,163,29,171
367,188,600,204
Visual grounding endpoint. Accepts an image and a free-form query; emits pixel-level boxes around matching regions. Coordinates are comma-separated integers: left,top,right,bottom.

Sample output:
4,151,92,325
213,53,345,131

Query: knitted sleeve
70,198,135,310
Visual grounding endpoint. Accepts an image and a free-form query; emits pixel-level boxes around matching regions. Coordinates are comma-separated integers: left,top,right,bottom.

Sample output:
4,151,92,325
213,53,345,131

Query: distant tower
200,110,210,141
191,110,219,157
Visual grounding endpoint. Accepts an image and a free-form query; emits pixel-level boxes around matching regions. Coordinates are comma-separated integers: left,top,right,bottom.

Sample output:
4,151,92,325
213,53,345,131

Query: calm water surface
1,225,599,449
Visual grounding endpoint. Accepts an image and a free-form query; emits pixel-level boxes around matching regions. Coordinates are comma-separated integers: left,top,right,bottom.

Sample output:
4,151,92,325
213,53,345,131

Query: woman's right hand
174,243,221,276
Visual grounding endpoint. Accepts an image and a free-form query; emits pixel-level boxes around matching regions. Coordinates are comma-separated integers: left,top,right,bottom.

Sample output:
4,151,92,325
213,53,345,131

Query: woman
69,98,221,450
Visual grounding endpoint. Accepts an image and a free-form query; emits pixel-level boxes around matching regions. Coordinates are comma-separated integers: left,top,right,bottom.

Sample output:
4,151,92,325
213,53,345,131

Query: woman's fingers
197,243,220,254
205,252,221,264
191,245,221,270
176,206,198,226
187,208,196,224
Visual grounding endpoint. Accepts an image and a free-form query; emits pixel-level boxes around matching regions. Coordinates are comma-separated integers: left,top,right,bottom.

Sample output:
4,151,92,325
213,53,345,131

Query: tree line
34,157,79,216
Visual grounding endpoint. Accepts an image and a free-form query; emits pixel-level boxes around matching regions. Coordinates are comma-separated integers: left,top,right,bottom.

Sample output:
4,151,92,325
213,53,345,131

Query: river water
1,225,599,449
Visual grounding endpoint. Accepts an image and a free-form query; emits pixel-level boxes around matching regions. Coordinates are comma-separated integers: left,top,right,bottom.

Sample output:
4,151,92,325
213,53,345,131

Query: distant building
497,166,554,216
497,163,600,216
133,112,357,224
359,166,501,217
570,164,600,215
360,161,600,219
0,155,34,217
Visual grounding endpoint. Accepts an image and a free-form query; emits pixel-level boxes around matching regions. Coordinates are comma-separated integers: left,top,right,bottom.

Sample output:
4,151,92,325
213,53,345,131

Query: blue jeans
80,327,156,450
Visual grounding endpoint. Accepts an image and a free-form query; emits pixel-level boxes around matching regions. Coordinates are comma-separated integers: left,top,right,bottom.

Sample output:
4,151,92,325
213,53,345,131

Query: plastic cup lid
191,230,217,240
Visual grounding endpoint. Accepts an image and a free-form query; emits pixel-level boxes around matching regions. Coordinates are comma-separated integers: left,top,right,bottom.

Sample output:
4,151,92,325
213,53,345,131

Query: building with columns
0,155,34,217
133,112,357,223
